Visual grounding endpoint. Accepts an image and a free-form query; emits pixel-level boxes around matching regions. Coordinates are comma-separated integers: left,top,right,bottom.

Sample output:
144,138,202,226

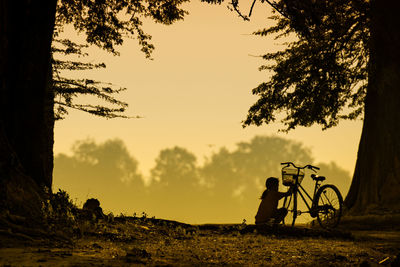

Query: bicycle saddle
311,174,326,181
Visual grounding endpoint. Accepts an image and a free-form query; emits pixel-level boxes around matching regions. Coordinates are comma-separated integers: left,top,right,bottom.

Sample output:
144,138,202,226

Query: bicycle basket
281,168,305,186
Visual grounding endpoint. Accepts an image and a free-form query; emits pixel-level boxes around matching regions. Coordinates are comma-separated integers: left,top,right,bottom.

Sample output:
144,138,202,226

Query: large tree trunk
0,1,57,216
345,0,400,213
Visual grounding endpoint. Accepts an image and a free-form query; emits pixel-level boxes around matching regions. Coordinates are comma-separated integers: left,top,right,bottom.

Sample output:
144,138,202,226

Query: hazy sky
54,1,363,180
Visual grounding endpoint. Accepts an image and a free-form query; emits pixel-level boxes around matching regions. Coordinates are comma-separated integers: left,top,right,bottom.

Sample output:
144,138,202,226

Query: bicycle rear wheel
282,192,297,227
315,184,343,229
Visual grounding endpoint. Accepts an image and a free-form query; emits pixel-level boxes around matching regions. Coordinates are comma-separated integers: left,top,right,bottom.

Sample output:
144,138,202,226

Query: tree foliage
220,0,370,131
204,0,400,214
53,138,145,212
53,0,189,120
60,138,142,184
52,36,131,120
56,0,189,56
150,146,199,189
201,136,313,200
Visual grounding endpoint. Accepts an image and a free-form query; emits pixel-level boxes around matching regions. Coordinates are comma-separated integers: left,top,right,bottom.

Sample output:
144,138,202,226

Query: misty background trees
53,139,145,214
53,135,350,224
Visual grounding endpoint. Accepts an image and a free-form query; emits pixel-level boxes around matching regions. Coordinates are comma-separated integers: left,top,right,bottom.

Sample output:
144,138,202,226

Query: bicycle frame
293,175,321,217
281,162,343,228
282,162,321,217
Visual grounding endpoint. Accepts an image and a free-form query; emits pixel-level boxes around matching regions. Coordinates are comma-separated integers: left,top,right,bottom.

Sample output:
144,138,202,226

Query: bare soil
0,217,399,266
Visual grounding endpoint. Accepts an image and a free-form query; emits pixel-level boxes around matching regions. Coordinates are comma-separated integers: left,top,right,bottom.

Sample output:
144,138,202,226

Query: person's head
265,177,279,191
260,177,280,199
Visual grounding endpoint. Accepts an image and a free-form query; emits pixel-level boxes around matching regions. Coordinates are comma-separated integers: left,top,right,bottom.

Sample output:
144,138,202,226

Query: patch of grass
42,189,78,233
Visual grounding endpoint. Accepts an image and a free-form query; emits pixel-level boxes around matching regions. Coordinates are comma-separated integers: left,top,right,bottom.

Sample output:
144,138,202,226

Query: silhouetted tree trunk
345,0,400,213
0,1,57,216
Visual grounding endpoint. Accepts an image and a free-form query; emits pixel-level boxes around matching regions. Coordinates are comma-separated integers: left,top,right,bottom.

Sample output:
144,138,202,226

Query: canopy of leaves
238,0,370,131
53,0,189,120
52,37,132,120
56,0,189,56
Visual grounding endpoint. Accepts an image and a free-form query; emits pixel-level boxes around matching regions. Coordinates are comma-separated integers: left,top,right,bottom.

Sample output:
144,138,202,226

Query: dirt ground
0,217,399,266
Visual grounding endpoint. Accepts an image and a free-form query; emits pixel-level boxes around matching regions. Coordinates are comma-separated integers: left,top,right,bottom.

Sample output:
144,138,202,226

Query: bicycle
280,162,343,229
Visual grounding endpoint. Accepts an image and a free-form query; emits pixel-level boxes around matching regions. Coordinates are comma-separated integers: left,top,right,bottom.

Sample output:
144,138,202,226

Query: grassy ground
0,215,399,266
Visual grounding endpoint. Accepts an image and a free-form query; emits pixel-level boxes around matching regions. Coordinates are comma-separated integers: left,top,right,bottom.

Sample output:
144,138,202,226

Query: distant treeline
53,136,351,224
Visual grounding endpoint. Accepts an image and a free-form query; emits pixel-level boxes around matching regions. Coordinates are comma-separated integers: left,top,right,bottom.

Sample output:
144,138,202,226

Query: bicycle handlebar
280,162,320,171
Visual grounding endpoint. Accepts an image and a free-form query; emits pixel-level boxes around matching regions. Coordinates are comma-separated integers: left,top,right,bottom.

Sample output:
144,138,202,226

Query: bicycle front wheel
282,192,297,227
315,184,343,229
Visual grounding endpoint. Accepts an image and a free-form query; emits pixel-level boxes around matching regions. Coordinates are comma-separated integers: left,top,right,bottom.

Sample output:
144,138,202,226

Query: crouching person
255,177,292,225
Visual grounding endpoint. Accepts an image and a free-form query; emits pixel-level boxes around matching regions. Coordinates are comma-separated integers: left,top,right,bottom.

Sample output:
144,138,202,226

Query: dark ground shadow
1,216,399,266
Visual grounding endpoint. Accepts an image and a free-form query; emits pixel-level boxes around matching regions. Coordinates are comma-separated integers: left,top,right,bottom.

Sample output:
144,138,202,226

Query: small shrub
42,189,78,233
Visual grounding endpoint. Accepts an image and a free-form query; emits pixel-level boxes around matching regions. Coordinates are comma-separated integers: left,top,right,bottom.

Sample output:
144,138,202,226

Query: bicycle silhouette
280,162,343,229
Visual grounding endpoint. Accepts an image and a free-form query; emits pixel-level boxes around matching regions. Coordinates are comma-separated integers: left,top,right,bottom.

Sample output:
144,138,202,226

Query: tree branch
229,0,250,21
248,0,257,17
263,0,289,19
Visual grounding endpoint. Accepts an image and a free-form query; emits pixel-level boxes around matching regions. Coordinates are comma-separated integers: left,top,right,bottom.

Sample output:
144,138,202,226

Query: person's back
255,177,291,224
